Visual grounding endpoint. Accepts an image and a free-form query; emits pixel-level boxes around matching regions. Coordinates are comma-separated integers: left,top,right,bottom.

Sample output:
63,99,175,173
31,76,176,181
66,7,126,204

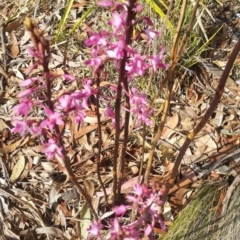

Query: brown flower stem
116,0,137,202
112,0,136,205
112,48,125,205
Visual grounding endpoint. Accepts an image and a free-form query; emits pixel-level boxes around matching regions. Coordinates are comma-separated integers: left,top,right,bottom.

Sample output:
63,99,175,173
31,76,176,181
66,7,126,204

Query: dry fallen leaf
170,188,189,206
162,113,179,139
78,134,92,151
180,167,197,181
183,106,199,119
0,66,9,79
35,227,70,239
83,180,95,198
74,124,98,140
20,29,31,45
19,157,30,180
96,176,141,197
9,31,19,58
10,155,26,182
128,161,139,174
58,201,72,217
99,211,115,221
0,118,10,131
1,136,30,154
3,228,20,240
182,153,208,165
93,81,117,89
5,19,22,32
195,133,217,155
212,103,224,127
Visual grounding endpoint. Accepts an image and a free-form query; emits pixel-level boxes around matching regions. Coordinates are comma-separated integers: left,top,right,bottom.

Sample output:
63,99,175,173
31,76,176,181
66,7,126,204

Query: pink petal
114,205,127,216
63,74,75,81
17,89,34,98
97,1,113,7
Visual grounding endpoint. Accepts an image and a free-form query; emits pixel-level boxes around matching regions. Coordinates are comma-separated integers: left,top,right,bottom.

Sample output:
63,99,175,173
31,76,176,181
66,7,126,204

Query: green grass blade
53,0,74,43
69,6,94,36
144,0,173,30
195,24,223,56
4,0,34,25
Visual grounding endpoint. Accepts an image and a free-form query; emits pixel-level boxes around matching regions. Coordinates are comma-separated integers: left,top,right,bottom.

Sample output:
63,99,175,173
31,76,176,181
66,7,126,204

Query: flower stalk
21,18,98,220
13,0,168,237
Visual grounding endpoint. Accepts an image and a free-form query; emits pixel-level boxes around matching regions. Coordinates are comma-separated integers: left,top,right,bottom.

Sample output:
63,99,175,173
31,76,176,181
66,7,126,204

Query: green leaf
79,203,91,239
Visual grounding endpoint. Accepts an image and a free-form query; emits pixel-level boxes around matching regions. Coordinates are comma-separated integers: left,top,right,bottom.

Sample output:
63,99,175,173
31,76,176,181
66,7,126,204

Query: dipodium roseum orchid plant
11,0,167,238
